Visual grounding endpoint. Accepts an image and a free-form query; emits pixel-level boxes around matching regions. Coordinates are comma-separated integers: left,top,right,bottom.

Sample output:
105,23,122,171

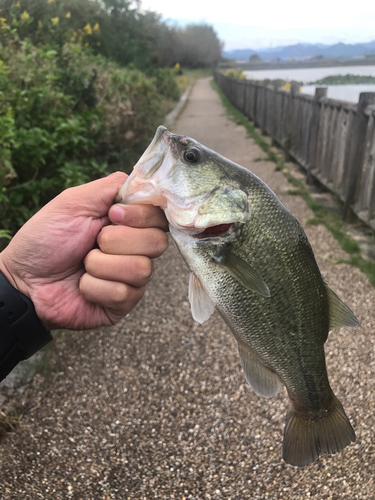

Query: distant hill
223,41,375,61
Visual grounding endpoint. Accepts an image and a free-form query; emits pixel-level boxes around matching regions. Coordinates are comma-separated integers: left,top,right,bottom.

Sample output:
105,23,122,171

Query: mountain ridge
223,40,375,61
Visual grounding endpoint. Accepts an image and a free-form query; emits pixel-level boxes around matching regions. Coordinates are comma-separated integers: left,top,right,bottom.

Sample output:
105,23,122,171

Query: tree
158,23,223,68
249,54,261,62
179,24,223,68
0,0,222,69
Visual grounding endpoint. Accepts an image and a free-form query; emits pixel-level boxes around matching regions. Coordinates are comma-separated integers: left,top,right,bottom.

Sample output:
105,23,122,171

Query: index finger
108,204,169,231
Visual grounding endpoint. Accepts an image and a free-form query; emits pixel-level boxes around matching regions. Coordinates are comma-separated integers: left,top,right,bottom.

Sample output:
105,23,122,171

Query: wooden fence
214,71,375,230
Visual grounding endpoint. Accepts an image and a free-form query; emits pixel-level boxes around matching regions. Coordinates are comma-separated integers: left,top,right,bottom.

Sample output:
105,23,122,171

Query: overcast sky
140,0,375,51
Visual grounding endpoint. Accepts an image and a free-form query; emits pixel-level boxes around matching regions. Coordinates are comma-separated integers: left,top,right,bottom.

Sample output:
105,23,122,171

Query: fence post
242,80,247,116
290,82,300,95
307,87,327,184
284,82,300,161
343,92,375,219
254,81,261,127
260,81,268,135
271,80,283,145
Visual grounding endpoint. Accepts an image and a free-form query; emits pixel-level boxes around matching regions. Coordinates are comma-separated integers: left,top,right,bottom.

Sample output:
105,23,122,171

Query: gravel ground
0,77,374,499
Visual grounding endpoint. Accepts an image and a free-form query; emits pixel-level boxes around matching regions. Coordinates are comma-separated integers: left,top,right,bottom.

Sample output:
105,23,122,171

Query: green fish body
117,126,358,466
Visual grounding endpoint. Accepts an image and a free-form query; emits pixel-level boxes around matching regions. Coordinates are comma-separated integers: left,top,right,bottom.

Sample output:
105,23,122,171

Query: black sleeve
0,272,53,381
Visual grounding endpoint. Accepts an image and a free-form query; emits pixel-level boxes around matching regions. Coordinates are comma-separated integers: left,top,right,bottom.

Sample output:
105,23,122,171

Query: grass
210,78,375,287
176,68,214,94
309,74,375,85
253,157,272,162
0,340,57,439
0,409,21,439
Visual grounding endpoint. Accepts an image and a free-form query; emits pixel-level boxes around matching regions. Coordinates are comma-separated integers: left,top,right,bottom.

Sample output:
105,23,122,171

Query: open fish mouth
194,223,234,239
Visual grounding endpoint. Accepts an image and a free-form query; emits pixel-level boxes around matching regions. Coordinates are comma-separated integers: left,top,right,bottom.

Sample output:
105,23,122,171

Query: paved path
1,77,374,499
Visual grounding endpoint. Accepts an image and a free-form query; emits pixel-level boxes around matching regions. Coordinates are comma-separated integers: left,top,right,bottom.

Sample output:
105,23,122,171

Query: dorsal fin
218,252,271,298
188,272,215,324
237,342,282,398
325,283,359,330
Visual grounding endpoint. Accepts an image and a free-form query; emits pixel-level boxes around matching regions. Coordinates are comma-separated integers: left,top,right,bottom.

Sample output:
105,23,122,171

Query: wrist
0,252,30,298
0,271,53,381
0,253,50,330
0,252,16,287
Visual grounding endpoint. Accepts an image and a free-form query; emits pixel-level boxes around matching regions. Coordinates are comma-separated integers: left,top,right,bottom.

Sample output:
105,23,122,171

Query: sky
140,0,375,51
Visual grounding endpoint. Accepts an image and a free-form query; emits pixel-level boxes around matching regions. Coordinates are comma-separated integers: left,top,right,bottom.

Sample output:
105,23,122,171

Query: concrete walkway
0,77,374,499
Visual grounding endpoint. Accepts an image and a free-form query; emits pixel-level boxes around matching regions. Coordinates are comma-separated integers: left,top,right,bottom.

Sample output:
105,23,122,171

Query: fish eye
184,148,200,163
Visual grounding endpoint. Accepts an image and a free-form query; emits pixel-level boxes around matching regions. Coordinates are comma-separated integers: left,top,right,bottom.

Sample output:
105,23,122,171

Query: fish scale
180,223,328,404
117,125,359,467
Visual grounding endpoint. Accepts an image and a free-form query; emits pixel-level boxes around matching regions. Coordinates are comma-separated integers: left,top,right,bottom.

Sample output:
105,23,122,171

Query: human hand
0,172,168,330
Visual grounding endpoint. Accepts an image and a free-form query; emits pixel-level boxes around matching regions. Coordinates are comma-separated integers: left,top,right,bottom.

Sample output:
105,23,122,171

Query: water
302,84,375,103
244,65,375,103
244,65,375,83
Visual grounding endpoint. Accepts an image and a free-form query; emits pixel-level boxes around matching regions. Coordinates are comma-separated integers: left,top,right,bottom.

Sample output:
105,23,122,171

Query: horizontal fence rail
214,71,375,230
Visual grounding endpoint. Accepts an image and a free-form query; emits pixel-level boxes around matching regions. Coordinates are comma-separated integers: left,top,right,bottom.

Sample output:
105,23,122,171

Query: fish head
117,126,250,239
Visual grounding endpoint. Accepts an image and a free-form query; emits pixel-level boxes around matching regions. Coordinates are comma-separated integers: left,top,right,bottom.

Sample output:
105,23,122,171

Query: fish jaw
116,125,196,225
117,166,204,234
115,125,172,207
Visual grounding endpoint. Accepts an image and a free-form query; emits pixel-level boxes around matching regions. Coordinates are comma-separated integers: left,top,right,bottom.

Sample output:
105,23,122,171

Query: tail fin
282,396,355,467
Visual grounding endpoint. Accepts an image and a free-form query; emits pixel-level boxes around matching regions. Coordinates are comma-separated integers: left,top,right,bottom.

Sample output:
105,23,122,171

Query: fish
116,125,359,467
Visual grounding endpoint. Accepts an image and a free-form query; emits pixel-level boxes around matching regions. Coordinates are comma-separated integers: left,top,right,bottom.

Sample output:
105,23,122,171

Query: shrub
0,27,174,247
224,68,246,80
150,68,180,102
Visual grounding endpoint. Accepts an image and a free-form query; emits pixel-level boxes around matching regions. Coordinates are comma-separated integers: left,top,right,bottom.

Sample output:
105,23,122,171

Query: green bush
224,68,246,80
150,68,180,101
0,26,175,247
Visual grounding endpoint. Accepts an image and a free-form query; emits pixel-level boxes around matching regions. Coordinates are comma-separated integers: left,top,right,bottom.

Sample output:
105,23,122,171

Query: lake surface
302,84,375,103
244,65,375,103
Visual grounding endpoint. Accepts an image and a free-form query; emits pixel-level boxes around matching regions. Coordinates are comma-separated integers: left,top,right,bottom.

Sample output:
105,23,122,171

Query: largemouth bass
116,126,359,467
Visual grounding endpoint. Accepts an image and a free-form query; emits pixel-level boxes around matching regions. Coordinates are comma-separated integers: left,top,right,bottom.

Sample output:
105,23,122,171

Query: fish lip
143,127,170,162
161,129,171,144
122,126,172,189
169,224,235,248
153,125,169,145
152,125,172,147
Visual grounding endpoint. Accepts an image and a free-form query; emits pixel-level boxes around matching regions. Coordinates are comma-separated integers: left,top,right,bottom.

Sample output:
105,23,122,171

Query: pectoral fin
325,284,359,330
237,342,282,398
219,252,270,298
188,272,215,324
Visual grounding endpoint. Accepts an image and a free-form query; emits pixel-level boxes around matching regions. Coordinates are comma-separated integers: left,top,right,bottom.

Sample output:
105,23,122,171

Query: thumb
63,172,129,218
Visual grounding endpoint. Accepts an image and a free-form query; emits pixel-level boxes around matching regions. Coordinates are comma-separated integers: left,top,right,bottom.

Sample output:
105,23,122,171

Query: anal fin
188,272,215,324
237,342,282,398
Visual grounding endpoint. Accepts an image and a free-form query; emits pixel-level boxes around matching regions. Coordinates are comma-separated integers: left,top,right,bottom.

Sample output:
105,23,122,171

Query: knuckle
110,171,128,183
112,282,129,305
137,257,153,281
79,272,90,294
153,230,168,255
109,283,144,312
83,248,99,270
97,226,113,249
